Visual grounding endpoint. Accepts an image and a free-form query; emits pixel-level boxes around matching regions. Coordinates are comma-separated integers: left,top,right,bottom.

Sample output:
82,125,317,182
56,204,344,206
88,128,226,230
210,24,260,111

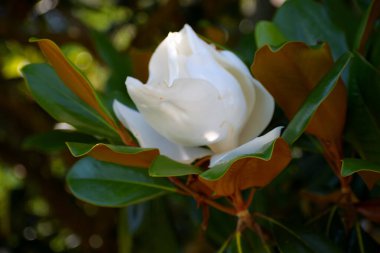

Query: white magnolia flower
114,24,280,165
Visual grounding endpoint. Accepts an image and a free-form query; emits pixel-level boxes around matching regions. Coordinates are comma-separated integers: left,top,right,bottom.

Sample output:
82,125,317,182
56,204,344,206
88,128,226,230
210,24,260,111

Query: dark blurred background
0,0,280,252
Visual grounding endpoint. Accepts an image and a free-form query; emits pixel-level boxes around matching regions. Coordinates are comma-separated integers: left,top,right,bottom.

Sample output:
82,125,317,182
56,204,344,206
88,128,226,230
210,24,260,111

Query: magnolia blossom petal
113,100,212,164
127,77,239,148
238,79,275,145
213,50,256,114
213,50,274,145
209,126,283,167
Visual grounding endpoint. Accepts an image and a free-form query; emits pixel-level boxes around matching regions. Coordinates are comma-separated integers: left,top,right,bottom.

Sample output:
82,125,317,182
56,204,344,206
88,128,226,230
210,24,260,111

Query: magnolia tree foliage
19,0,380,252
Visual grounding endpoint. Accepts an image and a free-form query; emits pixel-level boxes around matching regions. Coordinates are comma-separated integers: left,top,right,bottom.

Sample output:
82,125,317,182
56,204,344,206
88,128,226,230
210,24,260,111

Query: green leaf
90,30,136,108
66,142,158,169
345,53,380,163
256,214,342,253
22,130,98,153
341,158,380,177
255,21,287,49
66,157,176,207
282,52,352,145
149,156,202,177
22,63,119,140
66,142,154,157
200,138,276,181
274,0,348,59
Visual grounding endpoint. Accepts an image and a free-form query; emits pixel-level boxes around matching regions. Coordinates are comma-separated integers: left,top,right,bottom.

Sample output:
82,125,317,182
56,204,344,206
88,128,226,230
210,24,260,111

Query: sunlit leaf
149,156,202,177
22,63,119,139
200,138,291,196
66,142,158,168
31,38,134,145
251,42,349,147
255,21,287,48
67,157,176,207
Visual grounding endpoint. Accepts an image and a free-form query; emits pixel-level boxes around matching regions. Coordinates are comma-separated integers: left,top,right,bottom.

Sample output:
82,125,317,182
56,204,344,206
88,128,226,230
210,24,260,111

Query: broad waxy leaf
274,0,348,59
66,142,159,168
251,42,348,147
67,157,176,207
90,30,135,108
341,158,380,189
255,21,287,48
341,158,380,177
345,53,380,188
354,0,380,53
149,155,202,177
22,64,119,139
32,38,134,144
23,130,97,153
199,138,291,196
274,227,343,253
282,51,352,145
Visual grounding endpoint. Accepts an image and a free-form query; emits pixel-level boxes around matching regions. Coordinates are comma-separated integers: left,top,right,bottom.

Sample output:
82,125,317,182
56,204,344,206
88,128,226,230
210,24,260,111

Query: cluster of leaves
22,0,380,252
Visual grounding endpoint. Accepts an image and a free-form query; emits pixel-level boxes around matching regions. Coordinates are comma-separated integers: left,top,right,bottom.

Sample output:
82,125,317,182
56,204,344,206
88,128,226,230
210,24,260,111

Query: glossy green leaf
90,30,135,108
274,228,343,253
200,138,276,181
66,142,154,157
323,0,361,49
282,52,352,145
353,0,380,53
341,158,380,177
345,53,380,163
22,130,97,153
66,142,158,168
66,157,176,207
255,21,287,49
22,63,119,140
274,0,348,59
149,156,202,177
256,214,342,253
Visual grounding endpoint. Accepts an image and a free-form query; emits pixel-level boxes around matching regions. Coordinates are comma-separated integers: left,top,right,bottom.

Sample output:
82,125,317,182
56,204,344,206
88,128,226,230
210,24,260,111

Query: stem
325,205,338,237
244,188,257,209
356,222,366,253
236,232,243,253
168,177,236,216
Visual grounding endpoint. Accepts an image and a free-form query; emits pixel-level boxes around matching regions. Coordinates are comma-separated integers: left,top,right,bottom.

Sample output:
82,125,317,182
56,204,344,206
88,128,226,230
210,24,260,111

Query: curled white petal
213,50,275,145
209,126,283,167
113,100,212,164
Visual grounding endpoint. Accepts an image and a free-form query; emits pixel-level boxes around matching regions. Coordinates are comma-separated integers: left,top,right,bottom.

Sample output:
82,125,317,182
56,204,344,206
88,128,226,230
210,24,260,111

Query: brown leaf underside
251,42,347,144
200,138,291,196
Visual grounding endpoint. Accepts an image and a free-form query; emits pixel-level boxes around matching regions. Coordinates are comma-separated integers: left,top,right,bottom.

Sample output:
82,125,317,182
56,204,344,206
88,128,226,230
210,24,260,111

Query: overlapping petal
113,100,212,164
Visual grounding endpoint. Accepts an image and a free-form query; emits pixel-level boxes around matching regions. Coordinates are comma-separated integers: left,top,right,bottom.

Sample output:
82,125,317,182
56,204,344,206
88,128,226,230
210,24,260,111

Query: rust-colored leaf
73,143,159,168
251,42,347,146
200,138,291,196
359,171,380,189
355,199,380,223
34,39,134,145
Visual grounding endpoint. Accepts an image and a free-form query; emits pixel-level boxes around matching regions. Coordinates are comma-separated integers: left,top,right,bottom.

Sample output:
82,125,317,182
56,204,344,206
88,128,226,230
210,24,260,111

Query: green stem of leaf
236,232,243,253
325,205,338,237
355,222,366,253
254,213,315,252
